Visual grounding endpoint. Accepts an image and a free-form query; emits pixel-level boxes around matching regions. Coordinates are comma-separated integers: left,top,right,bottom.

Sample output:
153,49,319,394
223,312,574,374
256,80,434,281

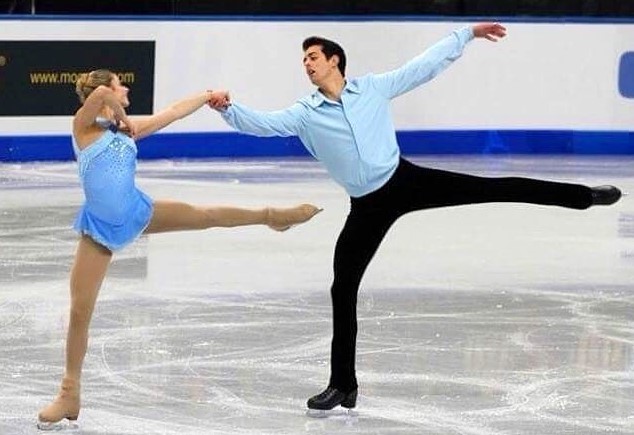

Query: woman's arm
131,90,218,140
73,85,134,136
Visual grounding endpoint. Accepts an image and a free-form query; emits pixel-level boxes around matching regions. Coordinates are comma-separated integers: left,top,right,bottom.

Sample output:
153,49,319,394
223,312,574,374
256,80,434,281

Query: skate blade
306,407,358,419
37,419,79,431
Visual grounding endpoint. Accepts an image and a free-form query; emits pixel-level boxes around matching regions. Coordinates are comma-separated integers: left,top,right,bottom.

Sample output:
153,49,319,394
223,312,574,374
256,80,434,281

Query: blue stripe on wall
1,130,633,162
3,15,634,24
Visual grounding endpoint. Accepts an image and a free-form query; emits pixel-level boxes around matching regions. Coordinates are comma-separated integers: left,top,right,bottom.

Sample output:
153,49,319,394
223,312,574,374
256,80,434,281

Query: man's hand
473,23,507,42
208,90,231,110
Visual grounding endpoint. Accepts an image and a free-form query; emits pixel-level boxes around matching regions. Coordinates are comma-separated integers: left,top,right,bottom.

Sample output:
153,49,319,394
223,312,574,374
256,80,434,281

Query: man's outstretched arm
210,91,306,138
372,22,506,99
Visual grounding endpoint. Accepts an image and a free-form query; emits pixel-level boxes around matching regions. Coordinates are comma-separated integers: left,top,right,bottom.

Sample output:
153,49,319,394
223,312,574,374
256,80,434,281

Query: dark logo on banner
0,41,155,116
619,52,634,99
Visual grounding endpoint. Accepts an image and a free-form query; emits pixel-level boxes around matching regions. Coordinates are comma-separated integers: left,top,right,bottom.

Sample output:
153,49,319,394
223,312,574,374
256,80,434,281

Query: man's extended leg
391,158,619,212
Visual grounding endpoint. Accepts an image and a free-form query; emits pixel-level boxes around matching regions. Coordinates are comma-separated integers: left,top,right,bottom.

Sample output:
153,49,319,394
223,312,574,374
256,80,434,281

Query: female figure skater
37,69,321,429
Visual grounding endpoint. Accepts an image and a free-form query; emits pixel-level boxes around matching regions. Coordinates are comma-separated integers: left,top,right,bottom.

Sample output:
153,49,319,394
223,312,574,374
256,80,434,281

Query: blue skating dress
72,119,153,251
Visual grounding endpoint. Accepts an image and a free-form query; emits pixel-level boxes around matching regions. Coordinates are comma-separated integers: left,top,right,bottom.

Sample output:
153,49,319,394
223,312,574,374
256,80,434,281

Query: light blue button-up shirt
221,26,474,197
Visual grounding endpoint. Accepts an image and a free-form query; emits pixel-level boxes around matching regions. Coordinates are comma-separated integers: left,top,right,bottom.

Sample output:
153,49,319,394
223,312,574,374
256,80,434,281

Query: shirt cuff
219,105,233,119
458,26,475,43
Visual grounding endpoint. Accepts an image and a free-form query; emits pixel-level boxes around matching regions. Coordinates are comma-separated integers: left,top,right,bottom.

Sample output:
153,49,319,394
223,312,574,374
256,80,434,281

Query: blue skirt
73,189,154,252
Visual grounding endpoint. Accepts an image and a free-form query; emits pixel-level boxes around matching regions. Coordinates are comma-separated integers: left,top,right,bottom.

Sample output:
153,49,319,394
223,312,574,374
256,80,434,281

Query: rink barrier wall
1,16,633,161
1,130,632,162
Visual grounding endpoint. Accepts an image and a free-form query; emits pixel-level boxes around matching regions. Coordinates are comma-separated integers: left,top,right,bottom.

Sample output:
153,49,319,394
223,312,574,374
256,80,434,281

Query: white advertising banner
0,18,632,136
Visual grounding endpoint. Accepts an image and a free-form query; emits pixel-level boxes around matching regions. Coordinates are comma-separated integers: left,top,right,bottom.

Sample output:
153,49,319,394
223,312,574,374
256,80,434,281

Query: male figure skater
209,22,621,411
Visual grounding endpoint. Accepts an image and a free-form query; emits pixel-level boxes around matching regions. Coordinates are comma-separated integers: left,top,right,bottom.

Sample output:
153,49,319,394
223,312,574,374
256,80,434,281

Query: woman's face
110,75,130,107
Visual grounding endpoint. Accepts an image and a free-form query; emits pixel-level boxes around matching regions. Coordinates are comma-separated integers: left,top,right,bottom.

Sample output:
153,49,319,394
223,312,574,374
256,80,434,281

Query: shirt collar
308,79,360,107
344,79,361,94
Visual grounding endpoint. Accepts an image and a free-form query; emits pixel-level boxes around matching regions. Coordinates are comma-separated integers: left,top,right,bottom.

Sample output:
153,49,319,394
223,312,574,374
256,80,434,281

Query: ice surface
1,156,633,434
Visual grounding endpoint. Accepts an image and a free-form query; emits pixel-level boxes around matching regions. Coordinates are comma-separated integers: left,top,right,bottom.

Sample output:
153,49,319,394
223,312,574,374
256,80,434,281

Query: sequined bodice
72,120,140,225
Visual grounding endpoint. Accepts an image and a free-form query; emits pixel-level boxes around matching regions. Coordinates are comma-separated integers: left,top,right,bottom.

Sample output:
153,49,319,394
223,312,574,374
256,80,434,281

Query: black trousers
328,158,593,392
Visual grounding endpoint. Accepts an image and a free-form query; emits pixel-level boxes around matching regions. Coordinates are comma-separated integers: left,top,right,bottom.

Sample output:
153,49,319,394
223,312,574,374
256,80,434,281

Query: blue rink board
1,130,633,162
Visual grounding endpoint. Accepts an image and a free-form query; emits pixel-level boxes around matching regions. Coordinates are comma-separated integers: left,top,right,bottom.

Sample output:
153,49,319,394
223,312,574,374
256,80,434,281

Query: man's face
303,45,339,86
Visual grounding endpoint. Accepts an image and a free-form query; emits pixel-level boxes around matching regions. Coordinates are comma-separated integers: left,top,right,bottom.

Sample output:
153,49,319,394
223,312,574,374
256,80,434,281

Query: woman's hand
116,115,137,139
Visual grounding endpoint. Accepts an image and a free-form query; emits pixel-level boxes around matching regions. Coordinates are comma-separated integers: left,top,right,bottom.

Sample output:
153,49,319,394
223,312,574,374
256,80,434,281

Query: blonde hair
75,69,114,103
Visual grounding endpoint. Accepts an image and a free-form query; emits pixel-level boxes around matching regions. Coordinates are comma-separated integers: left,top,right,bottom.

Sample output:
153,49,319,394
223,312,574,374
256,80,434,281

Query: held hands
207,90,231,110
472,22,507,42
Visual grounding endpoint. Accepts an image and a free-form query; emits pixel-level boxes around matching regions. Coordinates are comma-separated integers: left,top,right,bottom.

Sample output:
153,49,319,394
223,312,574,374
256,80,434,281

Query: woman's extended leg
144,200,321,234
38,235,112,428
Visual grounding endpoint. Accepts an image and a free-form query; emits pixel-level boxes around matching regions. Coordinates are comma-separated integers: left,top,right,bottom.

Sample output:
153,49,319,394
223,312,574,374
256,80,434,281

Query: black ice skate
306,387,357,417
590,185,621,206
